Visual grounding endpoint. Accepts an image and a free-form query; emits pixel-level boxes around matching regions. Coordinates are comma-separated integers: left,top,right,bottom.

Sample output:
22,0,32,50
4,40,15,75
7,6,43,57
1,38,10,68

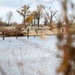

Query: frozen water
0,36,61,75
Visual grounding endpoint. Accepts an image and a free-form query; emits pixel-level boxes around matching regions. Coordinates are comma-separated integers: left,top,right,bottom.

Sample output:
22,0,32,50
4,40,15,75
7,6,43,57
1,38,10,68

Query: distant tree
0,17,3,22
12,22,18,26
6,11,13,25
0,17,3,26
25,15,34,25
2,22,8,26
55,13,62,23
36,4,44,27
0,17,8,26
17,5,30,27
42,13,49,25
43,6,57,27
68,14,75,25
31,11,38,26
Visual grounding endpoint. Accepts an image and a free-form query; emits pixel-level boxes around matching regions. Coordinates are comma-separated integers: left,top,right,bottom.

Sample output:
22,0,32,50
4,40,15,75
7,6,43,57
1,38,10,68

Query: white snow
0,36,61,75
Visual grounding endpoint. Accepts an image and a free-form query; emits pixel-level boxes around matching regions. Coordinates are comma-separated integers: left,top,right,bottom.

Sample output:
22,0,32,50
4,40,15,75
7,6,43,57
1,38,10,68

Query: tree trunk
37,18,40,27
34,19,35,25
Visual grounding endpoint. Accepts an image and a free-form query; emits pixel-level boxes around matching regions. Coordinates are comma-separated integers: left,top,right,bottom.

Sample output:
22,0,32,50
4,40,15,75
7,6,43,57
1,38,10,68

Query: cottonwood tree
25,14,34,25
31,11,38,26
6,11,13,25
17,5,30,27
36,4,44,27
43,6,57,27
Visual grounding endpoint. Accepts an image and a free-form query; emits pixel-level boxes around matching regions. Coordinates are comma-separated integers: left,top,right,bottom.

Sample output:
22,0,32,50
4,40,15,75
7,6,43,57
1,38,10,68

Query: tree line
0,4,75,28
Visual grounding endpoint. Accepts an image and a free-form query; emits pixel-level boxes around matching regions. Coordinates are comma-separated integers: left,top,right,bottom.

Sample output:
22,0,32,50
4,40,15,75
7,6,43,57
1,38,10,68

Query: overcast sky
0,0,75,23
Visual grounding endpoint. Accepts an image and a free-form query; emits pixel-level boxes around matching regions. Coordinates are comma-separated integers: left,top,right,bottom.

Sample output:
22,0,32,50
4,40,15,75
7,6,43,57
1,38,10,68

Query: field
0,36,62,75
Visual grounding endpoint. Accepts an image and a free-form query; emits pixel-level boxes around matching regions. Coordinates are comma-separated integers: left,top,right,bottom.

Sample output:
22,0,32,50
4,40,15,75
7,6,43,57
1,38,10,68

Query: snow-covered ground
0,36,61,75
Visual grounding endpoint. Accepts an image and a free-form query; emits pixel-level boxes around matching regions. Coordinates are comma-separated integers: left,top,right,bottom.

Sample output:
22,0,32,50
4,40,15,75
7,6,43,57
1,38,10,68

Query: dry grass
0,25,74,37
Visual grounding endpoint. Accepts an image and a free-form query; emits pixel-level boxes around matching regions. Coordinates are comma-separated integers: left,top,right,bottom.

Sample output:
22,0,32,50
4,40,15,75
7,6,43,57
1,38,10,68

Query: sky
0,0,75,24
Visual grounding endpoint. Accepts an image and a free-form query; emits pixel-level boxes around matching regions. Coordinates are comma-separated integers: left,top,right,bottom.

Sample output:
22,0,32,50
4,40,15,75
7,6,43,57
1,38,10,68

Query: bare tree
17,5,30,27
55,12,62,23
36,4,44,27
43,6,57,27
42,13,49,26
68,14,75,25
30,4,44,27
31,11,38,26
6,11,13,25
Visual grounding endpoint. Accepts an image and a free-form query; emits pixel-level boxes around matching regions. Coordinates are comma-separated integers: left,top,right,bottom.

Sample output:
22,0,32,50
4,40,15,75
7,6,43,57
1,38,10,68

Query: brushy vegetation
57,0,75,75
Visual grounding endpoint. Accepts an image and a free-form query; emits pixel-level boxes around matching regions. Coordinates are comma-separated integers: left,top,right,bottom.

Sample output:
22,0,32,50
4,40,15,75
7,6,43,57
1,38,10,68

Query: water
0,36,61,75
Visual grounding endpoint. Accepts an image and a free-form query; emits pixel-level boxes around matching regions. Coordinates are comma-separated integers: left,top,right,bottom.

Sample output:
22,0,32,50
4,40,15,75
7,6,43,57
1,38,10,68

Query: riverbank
0,25,74,37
